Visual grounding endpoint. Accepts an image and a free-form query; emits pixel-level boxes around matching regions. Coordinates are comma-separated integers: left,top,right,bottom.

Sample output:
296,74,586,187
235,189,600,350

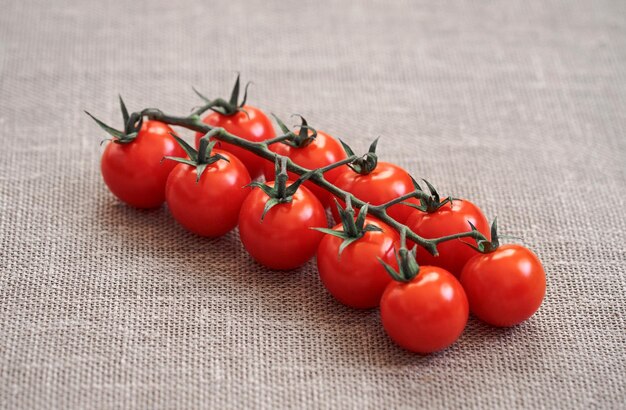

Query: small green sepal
85,95,143,144
271,114,318,148
378,227,420,282
312,196,382,257
271,113,292,135
249,156,318,220
340,137,380,175
463,217,502,254
193,73,252,117
162,130,229,182
402,178,454,213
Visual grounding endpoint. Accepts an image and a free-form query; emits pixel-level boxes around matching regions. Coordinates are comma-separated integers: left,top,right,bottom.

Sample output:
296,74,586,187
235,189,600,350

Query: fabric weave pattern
0,0,625,408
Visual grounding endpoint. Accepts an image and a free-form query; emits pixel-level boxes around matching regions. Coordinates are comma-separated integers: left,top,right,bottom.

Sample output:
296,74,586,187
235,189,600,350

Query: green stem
275,157,288,198
141,108,479,256
264,134,295,146
372,191,430,211
318,156,358,174
190,98,234,117
343,195,358,237
431,230,487,245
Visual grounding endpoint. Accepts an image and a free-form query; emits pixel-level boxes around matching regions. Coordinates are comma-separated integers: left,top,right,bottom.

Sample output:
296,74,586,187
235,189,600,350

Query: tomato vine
86,76,547,352
137,106,486,256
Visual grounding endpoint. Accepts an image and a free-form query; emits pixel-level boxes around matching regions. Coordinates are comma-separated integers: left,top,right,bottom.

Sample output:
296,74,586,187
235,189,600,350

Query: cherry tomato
405,199,490,277
238,182,327,270
460,244,546,327
263,129,348,207
316,218,399,308
100,120,185,208
380,266,468,354
195,105,275,179
165,150,251,237
331,162,420,223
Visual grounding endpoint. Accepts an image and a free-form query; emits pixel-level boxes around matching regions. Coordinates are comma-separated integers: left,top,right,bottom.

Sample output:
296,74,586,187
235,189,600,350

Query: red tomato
316,218,399,308
380,266,468,354
195,105,275,179
238,182,327,270
100,120,185,208
460,244,546,327
165,150,251,237
405,199,490,277
264,130,348,207
331,162,420,224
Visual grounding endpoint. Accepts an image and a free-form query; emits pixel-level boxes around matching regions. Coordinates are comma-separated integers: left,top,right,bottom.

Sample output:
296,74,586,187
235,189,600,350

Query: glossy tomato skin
263,130,348,207
405,200,490,278
165,150,251,237
331,162,419,224
195,105,275,179
380,267,468,354
238,182,327,270
100,120,185,209
460,245,546,327
316,218,400,309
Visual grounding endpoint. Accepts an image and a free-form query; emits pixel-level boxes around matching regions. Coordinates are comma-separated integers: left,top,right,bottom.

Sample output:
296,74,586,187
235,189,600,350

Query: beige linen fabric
1,0,625,408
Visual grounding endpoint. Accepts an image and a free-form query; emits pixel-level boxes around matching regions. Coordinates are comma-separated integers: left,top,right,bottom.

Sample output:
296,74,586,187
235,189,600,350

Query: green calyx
272,113,318,148
85,95,142,144
378,227,421,282
403,178,454,213
193,73,251,116
340,137,379,175
163,129,229,182
312,196,382,256
248,156,317,220
465,217,506,254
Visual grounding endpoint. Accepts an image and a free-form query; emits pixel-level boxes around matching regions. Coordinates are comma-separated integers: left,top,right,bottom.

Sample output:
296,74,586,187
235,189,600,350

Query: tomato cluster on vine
87,75,546,355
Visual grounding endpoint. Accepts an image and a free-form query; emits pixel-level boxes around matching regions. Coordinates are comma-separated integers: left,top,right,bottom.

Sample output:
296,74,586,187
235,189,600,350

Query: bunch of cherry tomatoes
87,77,546,355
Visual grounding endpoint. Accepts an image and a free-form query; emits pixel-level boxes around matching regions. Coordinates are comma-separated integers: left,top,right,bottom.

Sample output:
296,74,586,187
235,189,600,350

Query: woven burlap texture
1,0,625,408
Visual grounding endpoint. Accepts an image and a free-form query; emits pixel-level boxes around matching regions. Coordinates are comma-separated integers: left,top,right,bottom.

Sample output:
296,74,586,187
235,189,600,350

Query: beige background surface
1,0,625,408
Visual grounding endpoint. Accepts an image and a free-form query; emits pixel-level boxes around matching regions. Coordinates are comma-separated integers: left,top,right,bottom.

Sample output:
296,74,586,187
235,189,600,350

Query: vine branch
140,108,485,256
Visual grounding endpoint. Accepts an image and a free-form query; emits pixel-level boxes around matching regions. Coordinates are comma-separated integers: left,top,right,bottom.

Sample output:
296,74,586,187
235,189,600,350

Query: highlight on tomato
460,218,546,327
86,97,186,209
194,74,275,179
314,197,399,309
263,115,349,207
238,157,327,271
163,131,251,237
404,180,490,277
378,229,469,354
331,138,420,224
